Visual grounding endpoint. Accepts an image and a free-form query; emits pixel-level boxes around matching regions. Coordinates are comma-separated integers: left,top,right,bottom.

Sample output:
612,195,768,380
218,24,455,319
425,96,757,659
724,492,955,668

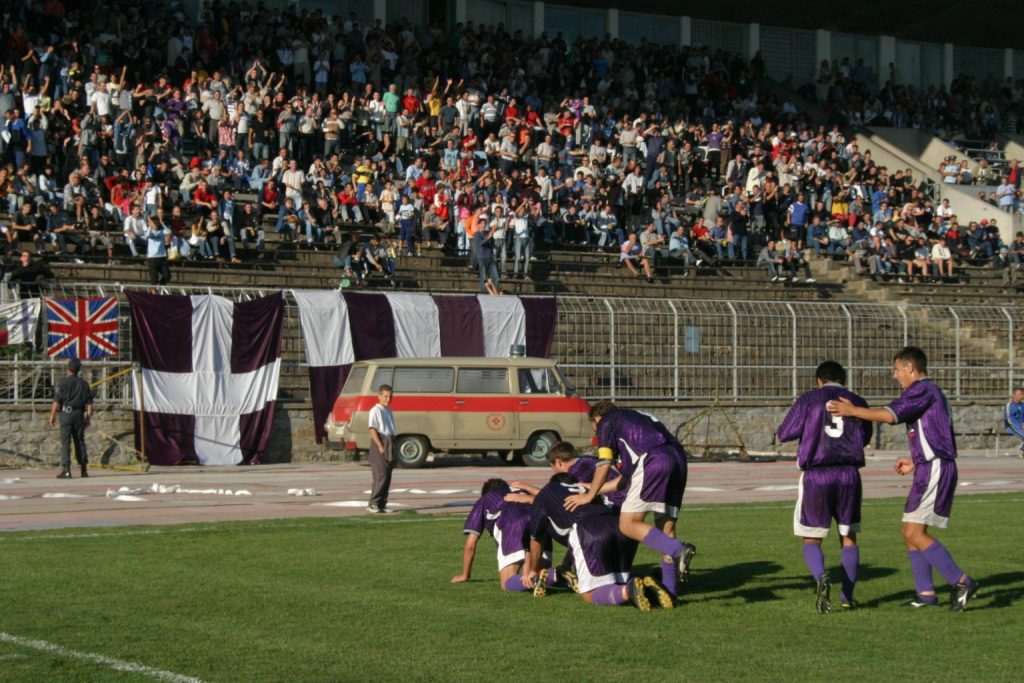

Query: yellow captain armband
597,447,615,461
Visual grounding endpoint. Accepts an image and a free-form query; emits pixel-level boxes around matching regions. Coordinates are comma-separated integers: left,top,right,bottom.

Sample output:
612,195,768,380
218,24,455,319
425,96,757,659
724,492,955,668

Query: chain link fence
2,283,1020,405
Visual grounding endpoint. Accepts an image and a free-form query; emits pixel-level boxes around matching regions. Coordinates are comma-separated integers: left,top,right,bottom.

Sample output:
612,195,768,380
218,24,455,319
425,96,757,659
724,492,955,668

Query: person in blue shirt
1005,388,1024,457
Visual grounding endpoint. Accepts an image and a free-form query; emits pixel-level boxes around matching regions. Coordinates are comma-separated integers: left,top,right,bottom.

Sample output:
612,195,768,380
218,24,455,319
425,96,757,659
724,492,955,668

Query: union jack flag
46,297,120,359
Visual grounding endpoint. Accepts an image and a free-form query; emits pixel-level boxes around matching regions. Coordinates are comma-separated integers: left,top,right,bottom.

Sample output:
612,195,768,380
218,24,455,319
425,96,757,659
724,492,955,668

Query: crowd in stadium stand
0,1,1022,294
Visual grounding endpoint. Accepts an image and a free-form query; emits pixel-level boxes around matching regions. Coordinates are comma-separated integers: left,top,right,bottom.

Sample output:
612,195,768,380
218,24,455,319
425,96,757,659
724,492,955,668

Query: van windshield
340,366,367,395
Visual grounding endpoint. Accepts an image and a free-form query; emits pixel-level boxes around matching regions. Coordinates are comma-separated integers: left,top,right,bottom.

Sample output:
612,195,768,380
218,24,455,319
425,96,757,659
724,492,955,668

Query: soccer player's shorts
621,444,686,519
492,514,531,571
567,516,637,594
902,458,957,528
793,465,862,538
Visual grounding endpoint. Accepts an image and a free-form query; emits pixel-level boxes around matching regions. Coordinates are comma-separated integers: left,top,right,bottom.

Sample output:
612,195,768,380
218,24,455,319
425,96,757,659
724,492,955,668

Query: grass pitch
0,494,1020,682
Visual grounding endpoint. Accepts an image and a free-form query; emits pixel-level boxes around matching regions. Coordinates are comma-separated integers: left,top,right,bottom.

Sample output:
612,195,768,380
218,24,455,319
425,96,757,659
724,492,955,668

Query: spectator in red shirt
414,170,436,206
192,179,218,214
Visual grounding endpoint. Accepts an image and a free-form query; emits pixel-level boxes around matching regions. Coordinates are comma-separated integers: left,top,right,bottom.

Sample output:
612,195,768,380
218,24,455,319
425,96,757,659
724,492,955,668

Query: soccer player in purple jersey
451,478,558,594
828,346,979,611
564,402,695,602
525,472,667,611
777,361,872,613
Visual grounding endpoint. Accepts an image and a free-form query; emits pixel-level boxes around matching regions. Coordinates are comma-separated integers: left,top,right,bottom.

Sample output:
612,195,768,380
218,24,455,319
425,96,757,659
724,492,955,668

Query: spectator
7,249,55,298
757,239,785,282
930,238,954,279
1005,388,1024,458
668,225,697,276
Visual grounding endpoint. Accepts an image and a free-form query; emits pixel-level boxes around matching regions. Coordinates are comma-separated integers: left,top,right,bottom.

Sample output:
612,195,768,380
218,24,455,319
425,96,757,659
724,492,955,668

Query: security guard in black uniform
48,358,95,479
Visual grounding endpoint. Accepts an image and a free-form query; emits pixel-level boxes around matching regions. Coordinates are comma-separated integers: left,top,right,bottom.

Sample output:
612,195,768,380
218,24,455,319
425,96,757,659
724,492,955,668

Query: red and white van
327,357,591,468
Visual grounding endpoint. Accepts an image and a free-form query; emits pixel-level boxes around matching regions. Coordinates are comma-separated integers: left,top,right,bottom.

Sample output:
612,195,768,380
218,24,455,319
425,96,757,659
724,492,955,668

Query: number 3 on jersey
825,414,844,438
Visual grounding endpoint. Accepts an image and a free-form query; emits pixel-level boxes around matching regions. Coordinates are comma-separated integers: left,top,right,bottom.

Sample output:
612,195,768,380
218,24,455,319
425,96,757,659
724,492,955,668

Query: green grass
0,495,1021,682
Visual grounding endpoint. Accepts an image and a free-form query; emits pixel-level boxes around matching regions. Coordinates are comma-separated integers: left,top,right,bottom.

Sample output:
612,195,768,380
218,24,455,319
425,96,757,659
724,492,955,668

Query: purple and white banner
128,292,283,466
292,292,558,443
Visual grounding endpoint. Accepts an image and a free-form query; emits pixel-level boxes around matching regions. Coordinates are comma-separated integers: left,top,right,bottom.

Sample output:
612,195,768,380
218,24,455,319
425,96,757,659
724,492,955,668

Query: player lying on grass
510,441,625,510
451,478,559,593
777,360,872,613
828,346,979,611
564,402,696,601
524,472,671,611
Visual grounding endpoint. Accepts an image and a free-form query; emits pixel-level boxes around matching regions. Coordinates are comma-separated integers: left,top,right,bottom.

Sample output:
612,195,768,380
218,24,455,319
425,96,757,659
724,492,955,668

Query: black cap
68,358,82,372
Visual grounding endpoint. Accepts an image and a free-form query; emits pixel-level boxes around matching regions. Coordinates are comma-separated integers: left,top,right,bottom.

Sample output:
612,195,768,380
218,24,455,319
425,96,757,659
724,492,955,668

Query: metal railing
3,283,1021,405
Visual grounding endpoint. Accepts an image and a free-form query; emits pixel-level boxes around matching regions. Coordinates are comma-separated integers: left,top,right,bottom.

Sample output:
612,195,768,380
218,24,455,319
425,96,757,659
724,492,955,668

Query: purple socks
502,575,531,592
502,571,558,593
590,583,627,606
642,529,683,558
839,546,859,601
921,541,966,586
802,544,826,581
908,549,936,600
661,561,678,597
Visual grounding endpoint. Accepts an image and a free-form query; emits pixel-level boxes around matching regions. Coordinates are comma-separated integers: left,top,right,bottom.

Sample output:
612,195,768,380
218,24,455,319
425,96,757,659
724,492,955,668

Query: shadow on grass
973,572,1024,610
681,562,901,604
857,569,1022,609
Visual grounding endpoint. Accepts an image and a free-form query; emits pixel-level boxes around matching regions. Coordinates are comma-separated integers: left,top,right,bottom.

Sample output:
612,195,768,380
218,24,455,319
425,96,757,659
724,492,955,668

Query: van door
514,366,574,447
389,366,456,448
453,367,515,448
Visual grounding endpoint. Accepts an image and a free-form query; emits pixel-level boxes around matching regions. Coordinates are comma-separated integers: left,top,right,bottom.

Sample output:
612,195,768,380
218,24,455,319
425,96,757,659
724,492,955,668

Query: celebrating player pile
451,402,696,611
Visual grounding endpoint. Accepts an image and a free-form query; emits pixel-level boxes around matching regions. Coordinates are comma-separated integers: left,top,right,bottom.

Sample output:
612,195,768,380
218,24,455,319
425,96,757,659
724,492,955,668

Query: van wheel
522,431,559,467
395,435,430,469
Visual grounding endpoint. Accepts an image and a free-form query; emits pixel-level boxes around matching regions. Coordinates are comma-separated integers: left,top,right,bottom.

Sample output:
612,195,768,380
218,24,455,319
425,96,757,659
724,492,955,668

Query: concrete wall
1000,134,1024,164
0,403,338,470
1,401,1015,469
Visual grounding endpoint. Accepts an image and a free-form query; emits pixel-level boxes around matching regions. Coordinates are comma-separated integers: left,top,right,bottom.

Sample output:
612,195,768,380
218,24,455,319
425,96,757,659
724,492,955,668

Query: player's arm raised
827,397,896,424
451,533,479,583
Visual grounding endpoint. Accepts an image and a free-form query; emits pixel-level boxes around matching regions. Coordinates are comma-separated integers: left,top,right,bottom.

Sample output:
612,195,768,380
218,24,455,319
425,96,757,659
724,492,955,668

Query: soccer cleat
815,575,832,614
676,542,697,583
561,569,580,594
533,569,549,598
626,577,652,612
838,598,858,610
900,597,940,608
950,580,979,612
643,576,675,609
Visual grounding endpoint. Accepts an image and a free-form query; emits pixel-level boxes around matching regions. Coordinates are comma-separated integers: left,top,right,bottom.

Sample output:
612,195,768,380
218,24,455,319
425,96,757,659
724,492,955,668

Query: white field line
0,495,1021,542
0,632,203,683
0,515,454,542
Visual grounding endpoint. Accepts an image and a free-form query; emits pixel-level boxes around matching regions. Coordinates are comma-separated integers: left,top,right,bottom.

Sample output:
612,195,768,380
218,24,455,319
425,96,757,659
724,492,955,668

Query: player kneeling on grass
451,478,558,593
777,361,872,613
564,402,695,601
828,346,978,611
525,472,670,611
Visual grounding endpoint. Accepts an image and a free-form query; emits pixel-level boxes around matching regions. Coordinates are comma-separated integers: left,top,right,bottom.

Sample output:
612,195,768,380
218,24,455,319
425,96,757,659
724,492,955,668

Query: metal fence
3,283,1021,405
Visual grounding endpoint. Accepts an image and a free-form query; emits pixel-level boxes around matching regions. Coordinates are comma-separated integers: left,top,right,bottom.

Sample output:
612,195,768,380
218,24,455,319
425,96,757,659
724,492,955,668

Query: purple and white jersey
529,479,616,546
463,488,531,539
569,456,626,507
777,383,871,470
884,378,957,464
531,479,637,592
595,409,679,479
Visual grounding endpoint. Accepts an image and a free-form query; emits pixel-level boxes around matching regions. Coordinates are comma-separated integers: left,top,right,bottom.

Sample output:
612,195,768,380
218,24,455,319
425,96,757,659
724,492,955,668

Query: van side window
372,367,394,392
457,368,510,394
393,367,454,393
340,366,367,395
